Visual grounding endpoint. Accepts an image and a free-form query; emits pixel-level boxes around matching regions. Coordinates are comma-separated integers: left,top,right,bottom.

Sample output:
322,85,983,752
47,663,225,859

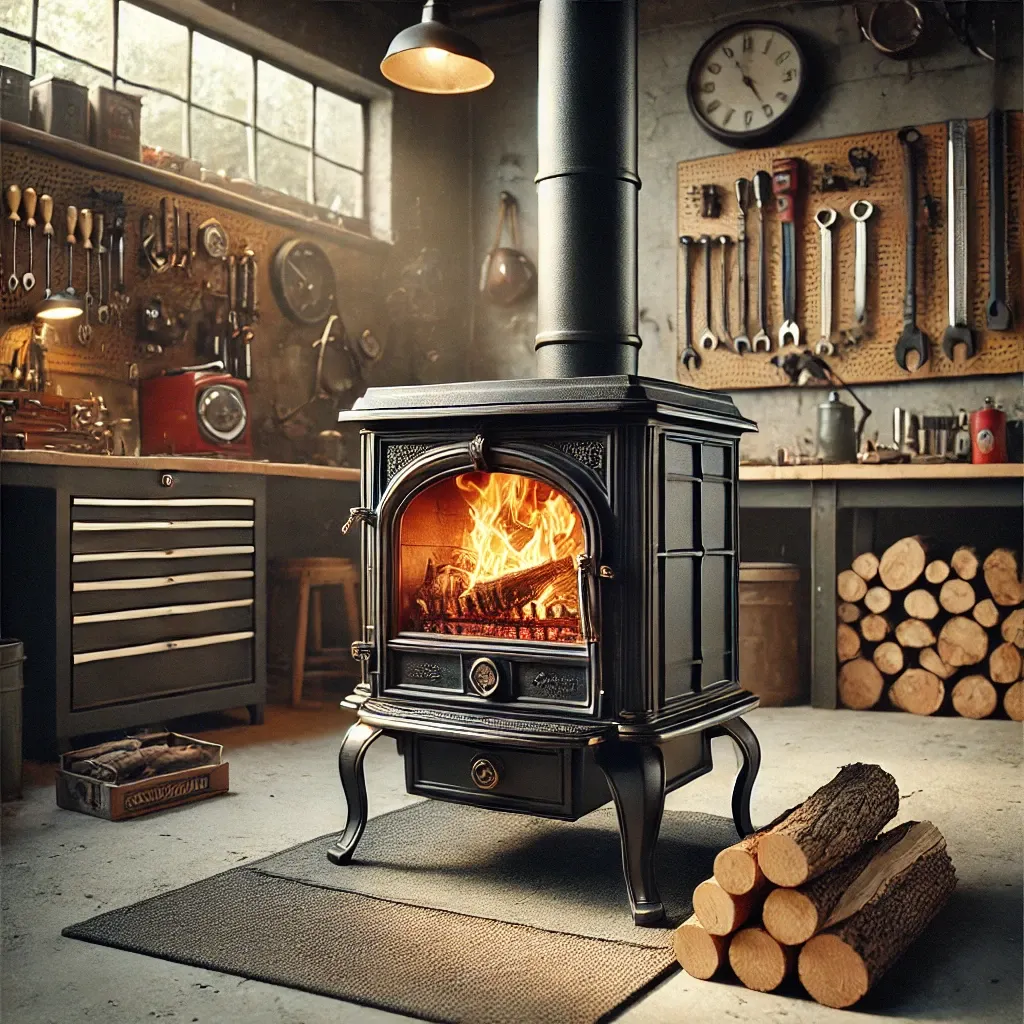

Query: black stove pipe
534,0,640,378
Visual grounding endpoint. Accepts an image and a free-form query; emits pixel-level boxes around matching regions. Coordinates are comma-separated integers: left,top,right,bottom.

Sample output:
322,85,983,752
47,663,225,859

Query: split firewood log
924,559,950,585
937,616,989,667
989,642,1023,684
762,821,915,946
757,764,899,888
728,927,797,992
837,570,868,603
797,821,956,1009
951,675,998,719
919,647,956,680
983,549,1023,607
878,536,927,592
950,546,979,580
837,623,861,663
713,804,799,896
67,738,142,761
903,588,939,620
838,659,884,709
837,602,861,624
894,618,936,649
71,747,150,782
937,579,974,616
860,614,890,643
872,641,904,676
141,744,215,777
851,552,879,582
672,914,729,980
691,878,761,936
1001,608,1024,648
1004,681,1024,722
889,668,944,716
863,586,892,614
973,598,1000,629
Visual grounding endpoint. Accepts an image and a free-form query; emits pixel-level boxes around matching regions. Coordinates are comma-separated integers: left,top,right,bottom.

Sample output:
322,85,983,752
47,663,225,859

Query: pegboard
676,114,1023,390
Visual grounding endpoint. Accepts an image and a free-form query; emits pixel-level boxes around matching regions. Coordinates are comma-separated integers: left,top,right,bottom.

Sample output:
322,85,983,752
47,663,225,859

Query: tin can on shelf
969,397,1007,464
1,66,32,126
88,85,142,160
29,75,88,142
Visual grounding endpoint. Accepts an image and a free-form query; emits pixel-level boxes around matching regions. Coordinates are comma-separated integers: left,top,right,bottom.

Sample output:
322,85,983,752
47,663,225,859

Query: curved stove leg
716,716,761,838
596,740,666,926
326,721,383,865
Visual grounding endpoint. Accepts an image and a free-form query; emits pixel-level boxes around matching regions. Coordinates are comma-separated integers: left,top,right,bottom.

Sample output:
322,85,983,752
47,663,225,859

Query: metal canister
817,391,857,463
969,397,1007,464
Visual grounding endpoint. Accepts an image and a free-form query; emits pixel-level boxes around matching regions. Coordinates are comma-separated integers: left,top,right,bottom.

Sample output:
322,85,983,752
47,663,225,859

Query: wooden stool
271,558,360,708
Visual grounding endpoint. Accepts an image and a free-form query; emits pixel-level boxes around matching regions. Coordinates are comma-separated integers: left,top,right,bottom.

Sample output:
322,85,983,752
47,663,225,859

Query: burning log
460,556,575,617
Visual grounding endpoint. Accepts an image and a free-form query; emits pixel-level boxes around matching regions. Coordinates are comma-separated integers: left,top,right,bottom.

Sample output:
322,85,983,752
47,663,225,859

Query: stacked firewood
673,764,956,1008
69,737,216,783
836,538,1024,719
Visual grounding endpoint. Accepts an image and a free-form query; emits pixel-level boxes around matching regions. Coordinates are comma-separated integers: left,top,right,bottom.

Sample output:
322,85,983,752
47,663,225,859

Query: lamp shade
35,291,85,322
381,2,493,94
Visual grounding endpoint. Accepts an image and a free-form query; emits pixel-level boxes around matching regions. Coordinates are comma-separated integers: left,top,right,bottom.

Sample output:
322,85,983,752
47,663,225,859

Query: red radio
140,371,253,458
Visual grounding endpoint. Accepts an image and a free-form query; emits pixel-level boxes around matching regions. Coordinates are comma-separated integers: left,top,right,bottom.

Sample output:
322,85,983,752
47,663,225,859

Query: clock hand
285,257,309,285
733,61,763,102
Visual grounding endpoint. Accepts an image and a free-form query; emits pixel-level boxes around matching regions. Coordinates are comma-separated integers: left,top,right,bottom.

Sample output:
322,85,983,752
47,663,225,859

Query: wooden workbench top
0,449,360,482
738,462,1024,482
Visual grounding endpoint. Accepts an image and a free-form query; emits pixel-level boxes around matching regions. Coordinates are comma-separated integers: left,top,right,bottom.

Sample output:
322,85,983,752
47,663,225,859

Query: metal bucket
1,639,25,801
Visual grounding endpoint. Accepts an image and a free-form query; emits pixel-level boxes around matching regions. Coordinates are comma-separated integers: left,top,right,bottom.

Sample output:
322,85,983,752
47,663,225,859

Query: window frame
0,0,380,234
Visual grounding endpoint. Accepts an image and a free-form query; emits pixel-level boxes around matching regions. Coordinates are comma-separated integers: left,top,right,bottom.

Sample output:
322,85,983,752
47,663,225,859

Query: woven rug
65,801,739,1023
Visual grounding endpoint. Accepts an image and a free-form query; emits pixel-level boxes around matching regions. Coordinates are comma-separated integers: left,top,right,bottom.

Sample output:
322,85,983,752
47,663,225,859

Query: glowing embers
399,472,585,643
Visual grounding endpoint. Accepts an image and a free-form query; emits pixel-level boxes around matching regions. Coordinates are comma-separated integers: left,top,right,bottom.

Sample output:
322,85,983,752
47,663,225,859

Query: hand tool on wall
701,185,721,218
894,126,929,371
813,207,838,356
772,158,802,347
95,213,109,325
65,205,78,296
112,214,127,326
242,247,259,320
172,200,182,269
6,184,22,293
985,108,1012,331
733,178,751,353
141,212,169,274
717,235,733,351
847,147,875,188
39,194,53,299
158,196,170,264
182,211,194,276
942,119,975,360
697,235,718,351
678,235,700,371
751,171,772,353
79,208,93,313
847,199,875,346
21,187,36,292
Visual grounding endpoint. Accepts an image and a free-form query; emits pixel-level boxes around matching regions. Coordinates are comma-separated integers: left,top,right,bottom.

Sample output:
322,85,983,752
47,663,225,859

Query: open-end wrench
697,235,718,350
21,187,36,291
717,234,733,351
678,235,700,371
733,179,751,353
95,212,109,324
985,108,1012,331
6,184,21,293
751,171,772,352
847,199,875,345
894,127,929,371
39,194,53,298
813,208,838,356
65,205,78,295
942,120,975,360
772,158,802,347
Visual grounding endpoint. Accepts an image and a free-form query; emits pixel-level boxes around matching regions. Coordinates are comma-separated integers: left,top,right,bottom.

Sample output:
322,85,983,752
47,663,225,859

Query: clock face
270,239,337,325
688,22,808,147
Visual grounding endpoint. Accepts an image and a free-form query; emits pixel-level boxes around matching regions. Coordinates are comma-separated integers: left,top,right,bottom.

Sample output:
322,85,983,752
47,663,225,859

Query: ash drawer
72,497,254,522
72,570,254,614
72,599,254,654
72,631,254,709
72,546,254,582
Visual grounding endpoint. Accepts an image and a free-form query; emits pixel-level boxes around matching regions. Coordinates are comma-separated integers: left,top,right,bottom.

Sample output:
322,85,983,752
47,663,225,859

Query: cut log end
889,668,945,716
837,622,861,663
872,641,904,676
919,647,956,681
762,887,820,946
851,551,880,582
983,549,1023,607
863,586,892,614
713,845,762,897
837,602,862,624
1001,608,1024,649
938,616,989,667
860,614,890,643
951,675,998,719
939,579,975,615
973,598,1000,629
728,927,795,993
924,559,950,585
950,546,979,581
798,933,871,1009
837,569,868,603
757,832,811,888
838,658,884,710
692,878,757,936
673,915,728,980
1004,681,1024,722
904,588,940,620
878,536,927,592
990,642,1023,684
895,618,936,649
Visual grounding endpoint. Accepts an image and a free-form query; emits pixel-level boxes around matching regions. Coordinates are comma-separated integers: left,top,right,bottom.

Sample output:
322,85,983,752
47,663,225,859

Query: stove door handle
576,553,599,643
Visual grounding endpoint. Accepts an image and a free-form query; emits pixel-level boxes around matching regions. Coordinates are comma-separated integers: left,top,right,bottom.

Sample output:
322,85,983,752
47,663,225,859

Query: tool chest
0,461,266,755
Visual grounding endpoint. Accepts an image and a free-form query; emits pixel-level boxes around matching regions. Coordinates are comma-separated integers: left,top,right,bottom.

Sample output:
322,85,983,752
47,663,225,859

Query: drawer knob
470,756,500,791
468,657,500,698
160,473,174,488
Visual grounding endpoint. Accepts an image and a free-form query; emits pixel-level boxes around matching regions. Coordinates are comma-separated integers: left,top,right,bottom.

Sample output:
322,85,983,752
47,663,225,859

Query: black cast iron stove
328,0,762,926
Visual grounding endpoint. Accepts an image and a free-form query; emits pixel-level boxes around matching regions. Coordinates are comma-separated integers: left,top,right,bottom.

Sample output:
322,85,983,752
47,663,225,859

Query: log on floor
1004,681,1024,721
990,642,1023,684
692,878,761,936
728,927,797,993
673,915,729,980
889,668,944,716
838,659,884,710
951,675,998,719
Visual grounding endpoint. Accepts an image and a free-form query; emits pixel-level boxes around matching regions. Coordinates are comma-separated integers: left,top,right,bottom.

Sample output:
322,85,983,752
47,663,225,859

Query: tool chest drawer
72,570,255,614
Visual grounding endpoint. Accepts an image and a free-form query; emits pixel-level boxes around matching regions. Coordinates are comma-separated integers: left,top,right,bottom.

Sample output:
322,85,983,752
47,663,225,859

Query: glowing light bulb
423,46,449,65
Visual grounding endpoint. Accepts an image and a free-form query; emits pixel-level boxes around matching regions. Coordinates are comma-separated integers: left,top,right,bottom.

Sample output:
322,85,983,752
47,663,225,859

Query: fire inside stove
398,471,586,643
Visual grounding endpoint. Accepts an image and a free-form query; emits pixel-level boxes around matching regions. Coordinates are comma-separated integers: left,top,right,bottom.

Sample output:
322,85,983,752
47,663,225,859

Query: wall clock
270,238,337,325
687,22,812,148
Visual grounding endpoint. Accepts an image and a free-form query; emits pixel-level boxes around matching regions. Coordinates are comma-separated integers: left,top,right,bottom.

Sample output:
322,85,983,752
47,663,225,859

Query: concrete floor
1,705,1021,1024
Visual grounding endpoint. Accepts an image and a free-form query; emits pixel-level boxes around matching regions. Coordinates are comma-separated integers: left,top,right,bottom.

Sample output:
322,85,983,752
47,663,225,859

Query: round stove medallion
468,657,500,698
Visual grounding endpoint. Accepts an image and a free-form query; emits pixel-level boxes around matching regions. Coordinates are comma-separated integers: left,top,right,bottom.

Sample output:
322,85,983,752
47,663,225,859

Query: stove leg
596,740,666,926
713,716,761,838
326,721,383,865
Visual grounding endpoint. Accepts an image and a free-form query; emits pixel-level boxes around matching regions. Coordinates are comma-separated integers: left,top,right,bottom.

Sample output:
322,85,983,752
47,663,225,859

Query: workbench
738,463,1024,708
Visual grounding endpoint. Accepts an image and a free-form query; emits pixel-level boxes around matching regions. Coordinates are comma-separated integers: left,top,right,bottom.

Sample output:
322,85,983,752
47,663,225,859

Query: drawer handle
73,598,253,625
74,569,254,592
73,545,255,563
470,756,501,791
73,519,254,531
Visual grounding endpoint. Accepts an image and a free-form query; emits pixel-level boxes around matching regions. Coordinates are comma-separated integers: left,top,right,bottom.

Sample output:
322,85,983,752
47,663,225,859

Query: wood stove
326,0,763,926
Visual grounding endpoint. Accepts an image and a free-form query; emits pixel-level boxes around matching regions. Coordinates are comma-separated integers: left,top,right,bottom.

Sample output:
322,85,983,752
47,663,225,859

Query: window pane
256,60,311,146
0,33,32,73
256,131,309,201
119,84,184,154
35,49,112,89
37,0,112,68
0,0,33,35
118,3,187,97
315,88,364,170
191,32,252,121
315,157,362,218
191,107,250,178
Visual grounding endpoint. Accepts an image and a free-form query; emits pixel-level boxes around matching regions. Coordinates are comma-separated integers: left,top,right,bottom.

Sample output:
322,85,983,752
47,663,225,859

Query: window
0,0,370,223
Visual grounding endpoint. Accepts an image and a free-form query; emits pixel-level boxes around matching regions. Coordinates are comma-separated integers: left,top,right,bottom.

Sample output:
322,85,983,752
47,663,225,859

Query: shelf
739,462,1024,481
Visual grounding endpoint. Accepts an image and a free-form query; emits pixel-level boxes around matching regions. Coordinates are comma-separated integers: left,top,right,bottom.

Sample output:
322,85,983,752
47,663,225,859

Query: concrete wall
466,1,1023,459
